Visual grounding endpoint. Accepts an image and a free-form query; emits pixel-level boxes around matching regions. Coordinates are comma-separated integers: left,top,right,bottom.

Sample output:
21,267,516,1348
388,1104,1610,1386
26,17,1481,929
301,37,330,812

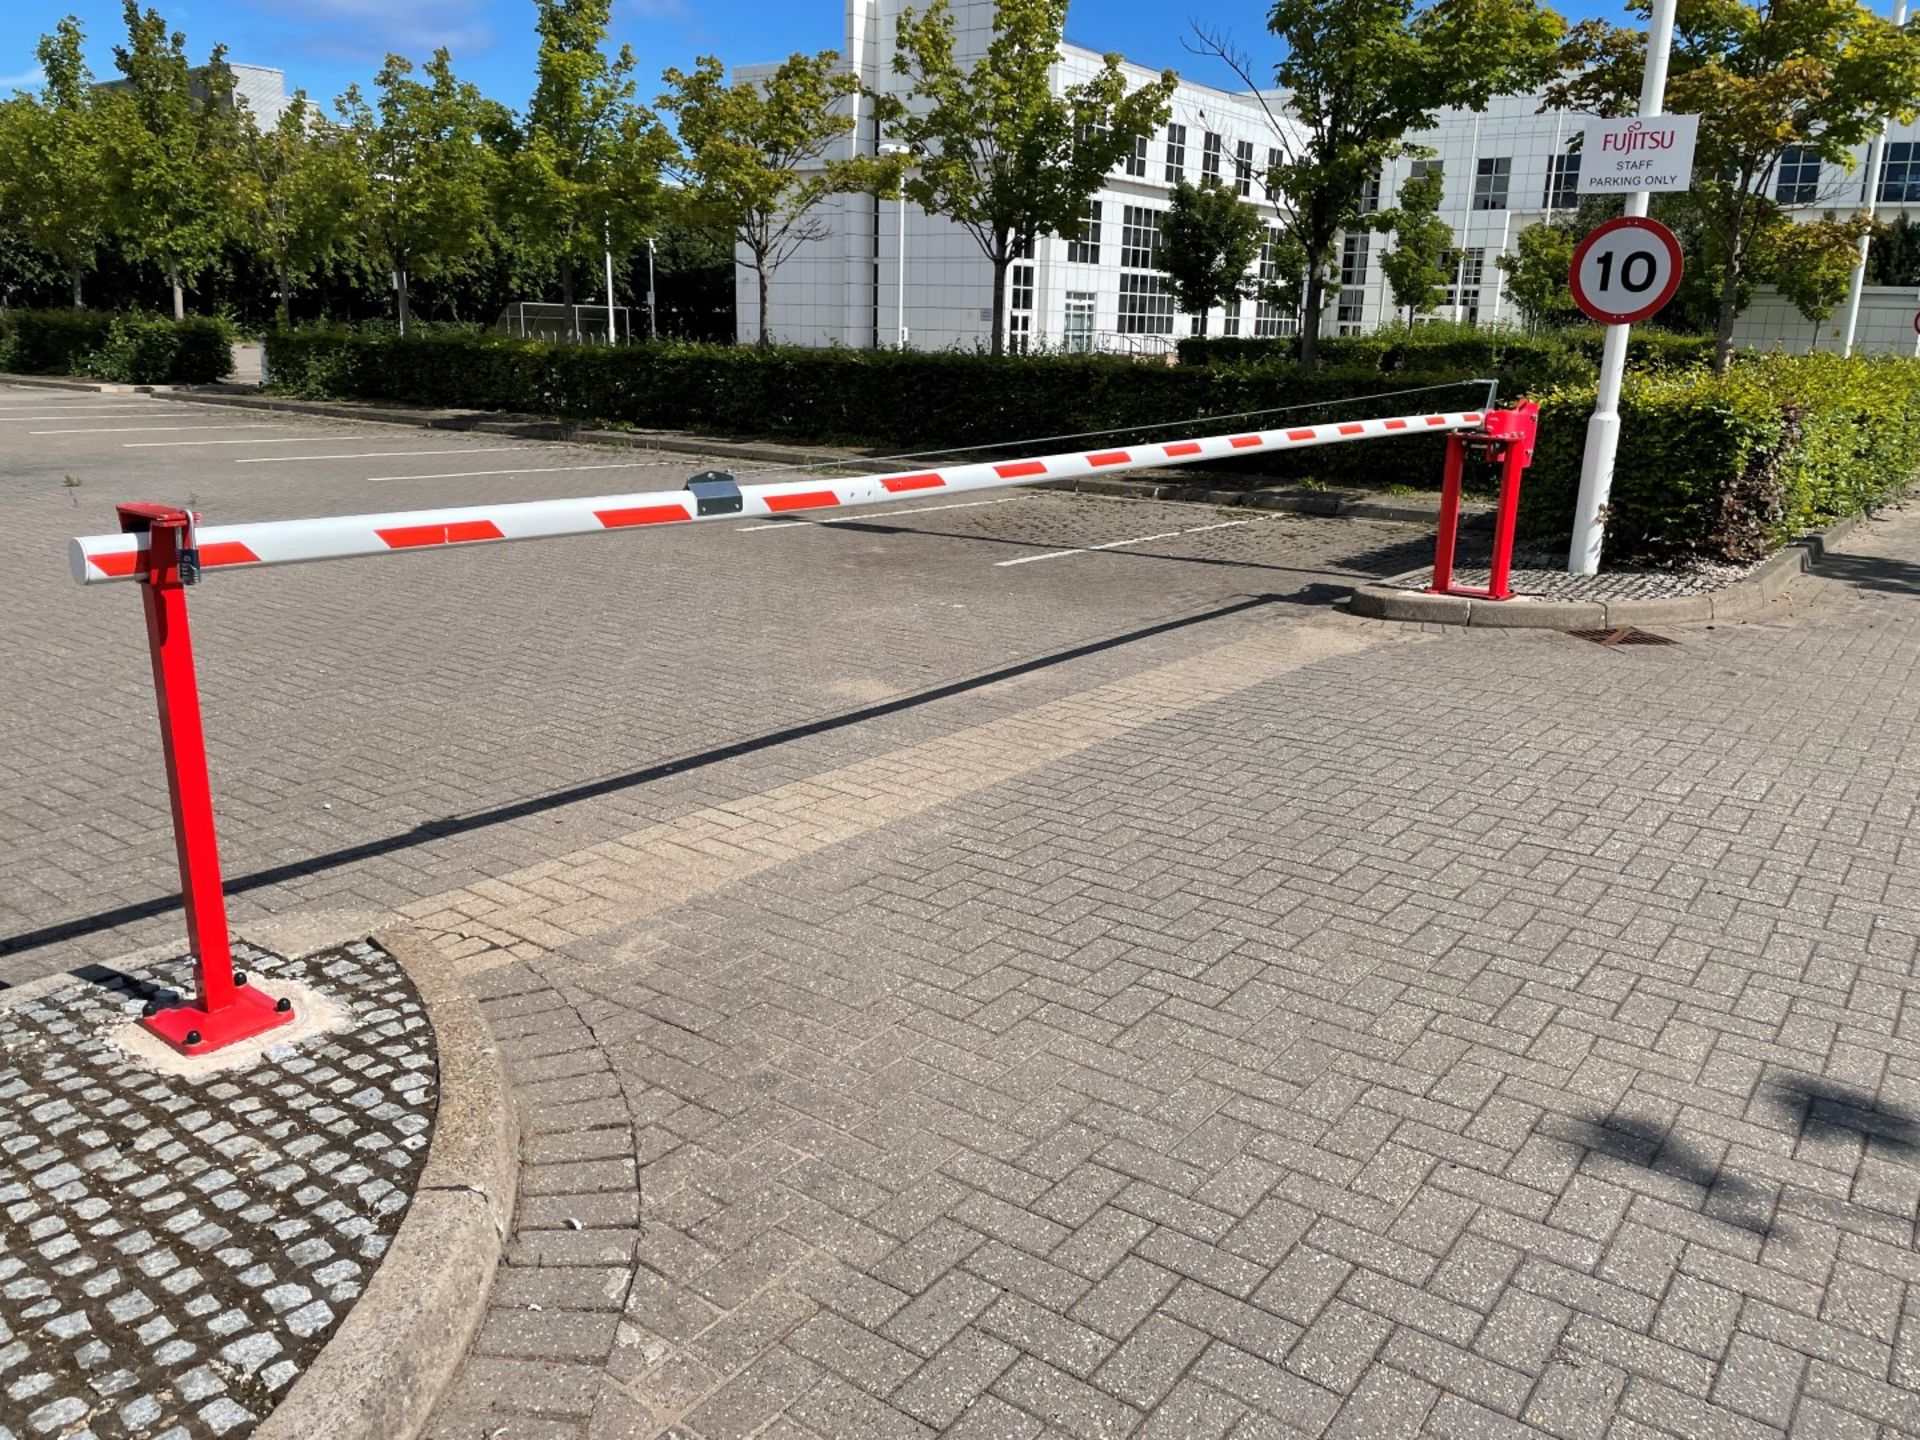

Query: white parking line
125,436,329,448
735,497,1019,531
361,459,693,482
995,519,1250,567
0,408,174,420
29,424,289,435
236,446,536,464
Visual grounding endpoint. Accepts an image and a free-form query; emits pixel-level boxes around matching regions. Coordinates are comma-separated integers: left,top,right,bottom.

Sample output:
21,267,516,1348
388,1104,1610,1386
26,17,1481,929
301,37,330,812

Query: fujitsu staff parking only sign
1578,114,1699,193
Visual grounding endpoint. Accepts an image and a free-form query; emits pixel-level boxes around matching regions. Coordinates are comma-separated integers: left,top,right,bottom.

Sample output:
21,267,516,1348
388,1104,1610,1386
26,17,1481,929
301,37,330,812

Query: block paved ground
6,383,1920,1438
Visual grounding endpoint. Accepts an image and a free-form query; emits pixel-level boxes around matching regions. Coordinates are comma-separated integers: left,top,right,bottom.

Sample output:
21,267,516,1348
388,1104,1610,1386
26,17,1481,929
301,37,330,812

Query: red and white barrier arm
70,408,1487,584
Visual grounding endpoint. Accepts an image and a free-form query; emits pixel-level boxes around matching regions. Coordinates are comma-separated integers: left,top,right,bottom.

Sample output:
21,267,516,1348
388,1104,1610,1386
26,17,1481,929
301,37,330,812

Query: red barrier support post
118,503,295,1055
1427,403,1539,602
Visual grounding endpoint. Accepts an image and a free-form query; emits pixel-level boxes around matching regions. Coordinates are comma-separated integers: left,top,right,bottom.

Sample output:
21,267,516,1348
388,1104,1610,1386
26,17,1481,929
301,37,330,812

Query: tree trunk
69,267,83,309
1299,265,1324,369
275,263,291,329
1197,311,1209,337
168,263,184,321
561,258,576,342
757,261,771,348
396,267,412,337
1713,248,1742,376
989,256,1008,358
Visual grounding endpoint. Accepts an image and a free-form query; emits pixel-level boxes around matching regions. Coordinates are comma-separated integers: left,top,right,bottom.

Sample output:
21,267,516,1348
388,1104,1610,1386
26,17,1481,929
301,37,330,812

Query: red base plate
1429,585,1513,602
141,985,296,1056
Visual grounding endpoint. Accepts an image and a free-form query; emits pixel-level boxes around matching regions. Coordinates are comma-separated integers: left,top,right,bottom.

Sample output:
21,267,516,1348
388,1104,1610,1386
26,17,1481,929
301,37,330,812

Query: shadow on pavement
1807,547,1920,598
1,590,1310,963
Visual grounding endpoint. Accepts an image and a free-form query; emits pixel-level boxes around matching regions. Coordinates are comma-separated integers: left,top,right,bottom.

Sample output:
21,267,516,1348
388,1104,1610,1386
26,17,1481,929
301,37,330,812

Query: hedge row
1519,353,1920,563
1178,329,1717,381
263,329,1504,489
0,309,234,384
263,330,1920,566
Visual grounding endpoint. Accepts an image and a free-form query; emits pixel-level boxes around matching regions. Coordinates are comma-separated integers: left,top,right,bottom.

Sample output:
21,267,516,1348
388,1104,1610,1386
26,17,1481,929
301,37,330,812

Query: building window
1543,151,1580,210
1409,158,1443,199
1117,273,1175,334
1777,146,1820,205
1126,134,1148,178
1120,205,1161,270
1223,299,1242,337
1268,147,1283,189
1235,140,1255,197
1472,157,1511,211
1880,142,1920,203
1068,199,1101,264
1337,233,1369,335
1202,132,1223,185
1254,224,1297,337
1008,262,1035,353
1165,124,1187,183
1442,247,1484,325
1064,292,1095,353
1358,171,1382,214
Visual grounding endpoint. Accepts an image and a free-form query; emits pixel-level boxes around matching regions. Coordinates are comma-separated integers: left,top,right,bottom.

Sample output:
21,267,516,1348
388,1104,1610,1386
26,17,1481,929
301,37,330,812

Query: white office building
738,0,1920,351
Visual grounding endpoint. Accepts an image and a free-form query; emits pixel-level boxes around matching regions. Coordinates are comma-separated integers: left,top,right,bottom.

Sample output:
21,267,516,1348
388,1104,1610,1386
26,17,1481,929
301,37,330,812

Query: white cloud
238,0,497,64
0,66,46,91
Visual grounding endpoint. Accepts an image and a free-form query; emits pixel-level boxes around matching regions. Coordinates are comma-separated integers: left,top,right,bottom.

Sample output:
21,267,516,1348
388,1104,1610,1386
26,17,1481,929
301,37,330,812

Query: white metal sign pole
1840,0,1908,357
1568,0,1679,576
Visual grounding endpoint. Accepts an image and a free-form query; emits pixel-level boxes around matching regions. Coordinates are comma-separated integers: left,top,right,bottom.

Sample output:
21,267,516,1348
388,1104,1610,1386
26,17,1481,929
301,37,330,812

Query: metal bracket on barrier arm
116,503,295,1056
684,471,742,517
1428,402,1539,602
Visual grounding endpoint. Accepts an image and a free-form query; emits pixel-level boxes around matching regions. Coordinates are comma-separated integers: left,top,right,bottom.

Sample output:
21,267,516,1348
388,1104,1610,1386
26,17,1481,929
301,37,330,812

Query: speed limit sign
1569,216,1683,326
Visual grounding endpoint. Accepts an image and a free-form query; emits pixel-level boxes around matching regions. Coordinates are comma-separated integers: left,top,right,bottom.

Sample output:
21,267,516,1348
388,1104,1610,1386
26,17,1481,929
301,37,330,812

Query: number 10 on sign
1569,216,1684,327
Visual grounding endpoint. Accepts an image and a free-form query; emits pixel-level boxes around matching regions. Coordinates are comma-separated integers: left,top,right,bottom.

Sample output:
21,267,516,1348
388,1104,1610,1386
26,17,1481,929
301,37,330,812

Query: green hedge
1178,328,1715,380
0,309,234,384
264,328,1508,488
1519,353,1920,564
264,330,1919,567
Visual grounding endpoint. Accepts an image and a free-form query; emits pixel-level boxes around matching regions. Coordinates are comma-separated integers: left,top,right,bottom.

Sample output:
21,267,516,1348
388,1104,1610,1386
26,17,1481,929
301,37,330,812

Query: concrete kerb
251,926,518,1440
1347,511,1868,628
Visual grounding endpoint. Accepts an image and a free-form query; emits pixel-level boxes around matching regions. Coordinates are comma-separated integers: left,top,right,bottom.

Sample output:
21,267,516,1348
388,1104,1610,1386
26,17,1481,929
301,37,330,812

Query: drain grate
1567,627,1679,647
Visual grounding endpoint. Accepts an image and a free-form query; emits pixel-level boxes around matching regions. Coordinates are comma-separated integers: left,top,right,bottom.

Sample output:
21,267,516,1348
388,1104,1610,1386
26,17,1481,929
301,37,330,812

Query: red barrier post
1427,403,1538,603
118,503,294,1055
1429,434,1468,596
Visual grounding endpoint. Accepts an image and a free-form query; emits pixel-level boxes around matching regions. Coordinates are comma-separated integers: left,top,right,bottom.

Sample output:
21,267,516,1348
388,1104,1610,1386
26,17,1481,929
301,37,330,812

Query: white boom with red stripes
71,408,1488,584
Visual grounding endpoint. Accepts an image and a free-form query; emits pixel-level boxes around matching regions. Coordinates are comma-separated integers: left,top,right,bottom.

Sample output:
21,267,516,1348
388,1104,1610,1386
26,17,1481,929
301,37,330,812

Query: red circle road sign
1913,310,1920,336
1569,216,1684,326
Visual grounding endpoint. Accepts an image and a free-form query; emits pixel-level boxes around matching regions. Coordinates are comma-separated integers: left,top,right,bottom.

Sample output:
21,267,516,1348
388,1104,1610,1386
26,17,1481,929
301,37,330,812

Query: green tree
335,50,508,333
240,95,363,326
1191,0,1563,365
1550,0,1920,371
1155,180,1264,334
1375,169,1453,326
1869,213,1920,286
510,0,672,337
98,2,250,319
1764,214,1877,332
1496,221,1574,331
880,0,1175,356
0,20,107,307
660,52,882,347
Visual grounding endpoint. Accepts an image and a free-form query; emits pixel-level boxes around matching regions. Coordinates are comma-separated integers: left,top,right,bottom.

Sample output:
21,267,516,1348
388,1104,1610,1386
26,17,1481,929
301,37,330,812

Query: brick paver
8,384,1920,1437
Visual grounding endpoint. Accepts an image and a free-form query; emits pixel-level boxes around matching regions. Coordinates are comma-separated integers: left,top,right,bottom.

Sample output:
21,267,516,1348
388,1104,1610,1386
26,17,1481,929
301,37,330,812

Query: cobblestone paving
1388,563,1754,601
0,941,434,1439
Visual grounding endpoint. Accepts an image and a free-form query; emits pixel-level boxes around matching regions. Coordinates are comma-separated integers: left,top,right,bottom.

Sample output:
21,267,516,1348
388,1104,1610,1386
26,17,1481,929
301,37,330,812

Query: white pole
604,224,617,344
647,238,658,341
1568,0,1678,576
897,175,907,349
1840,0,1907,357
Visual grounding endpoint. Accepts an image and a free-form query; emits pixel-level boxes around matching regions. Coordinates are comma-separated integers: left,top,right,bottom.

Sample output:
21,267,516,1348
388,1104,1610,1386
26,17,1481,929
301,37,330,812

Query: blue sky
3,0,1628,113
